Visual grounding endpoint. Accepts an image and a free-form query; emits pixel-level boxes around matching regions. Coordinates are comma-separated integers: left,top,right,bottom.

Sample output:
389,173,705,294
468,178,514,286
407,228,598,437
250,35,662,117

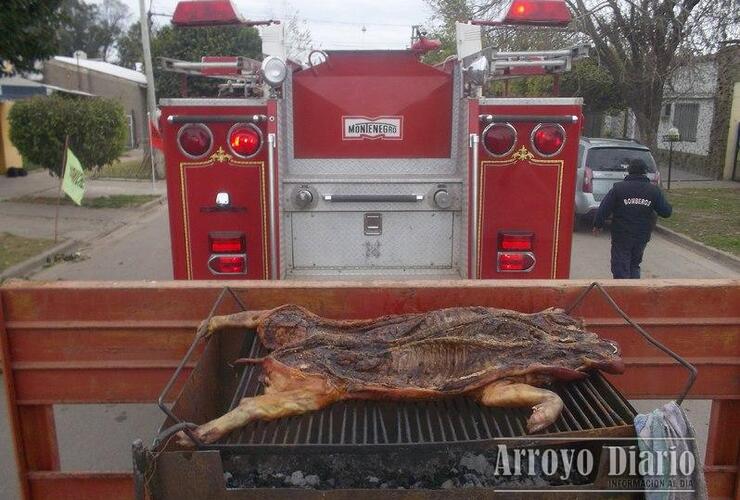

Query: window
672,103,699,142
661,102,672,119
125,114,135,149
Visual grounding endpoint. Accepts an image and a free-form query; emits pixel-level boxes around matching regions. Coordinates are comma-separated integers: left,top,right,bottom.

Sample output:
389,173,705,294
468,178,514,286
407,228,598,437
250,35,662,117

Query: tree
56,0,130,61
8,95,127,176
560,59,625,113
0,0,64,75
117,21,143,69
425,0,731,149
424,0,623,113
96,0,131,61
285,9,313,62
150,25,262,98
566,0,735,149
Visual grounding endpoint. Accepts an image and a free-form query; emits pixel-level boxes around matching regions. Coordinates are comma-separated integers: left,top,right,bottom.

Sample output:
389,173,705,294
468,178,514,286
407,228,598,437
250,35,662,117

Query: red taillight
582,166,593,193
177,124,213,158
499,232,534,251
482,122,517,157
208,255,246,274
209,233,245,253
497,252,535,272
531,123,565,157
228,123,262,158
503,0,572,26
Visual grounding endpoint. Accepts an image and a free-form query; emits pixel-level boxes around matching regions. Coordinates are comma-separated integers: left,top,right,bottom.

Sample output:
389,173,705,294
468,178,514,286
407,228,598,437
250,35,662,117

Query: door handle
322,194,424,203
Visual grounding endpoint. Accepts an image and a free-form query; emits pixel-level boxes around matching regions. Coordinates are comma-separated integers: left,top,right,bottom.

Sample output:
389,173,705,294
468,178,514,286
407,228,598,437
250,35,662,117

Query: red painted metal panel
293,51,453,158
705,400,740,498
28,472,132,500
0,293,32,499
7,325,195,362
18,406,59,471
4,280,740,321
704,466,736,499
476,104,581,279
160,105,271,280
12,365,192,404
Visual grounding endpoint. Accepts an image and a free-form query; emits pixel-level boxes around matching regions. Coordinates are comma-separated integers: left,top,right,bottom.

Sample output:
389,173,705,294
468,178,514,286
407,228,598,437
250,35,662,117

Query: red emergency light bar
471,0,572,27
172,0,278,27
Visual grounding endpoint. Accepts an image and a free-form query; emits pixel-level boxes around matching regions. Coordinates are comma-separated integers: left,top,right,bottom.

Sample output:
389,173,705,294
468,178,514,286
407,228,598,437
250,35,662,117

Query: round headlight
261,56,287,88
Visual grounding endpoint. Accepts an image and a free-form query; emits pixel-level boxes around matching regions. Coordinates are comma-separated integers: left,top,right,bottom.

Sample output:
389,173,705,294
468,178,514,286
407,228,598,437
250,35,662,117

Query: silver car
574,138,661,228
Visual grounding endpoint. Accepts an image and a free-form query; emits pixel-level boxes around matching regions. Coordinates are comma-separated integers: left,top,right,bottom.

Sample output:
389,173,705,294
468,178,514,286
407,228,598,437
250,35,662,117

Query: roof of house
52,56,147,85
0,75,45,87
0,75,48,100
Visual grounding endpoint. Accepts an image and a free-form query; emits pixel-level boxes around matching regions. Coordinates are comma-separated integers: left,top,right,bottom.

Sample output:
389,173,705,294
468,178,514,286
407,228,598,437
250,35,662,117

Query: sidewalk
0,171,166,277
0,168,163,201
657,165,739,189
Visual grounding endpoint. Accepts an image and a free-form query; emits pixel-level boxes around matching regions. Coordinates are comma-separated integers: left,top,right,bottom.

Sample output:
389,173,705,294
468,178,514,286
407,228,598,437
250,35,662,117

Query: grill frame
154,286,640,455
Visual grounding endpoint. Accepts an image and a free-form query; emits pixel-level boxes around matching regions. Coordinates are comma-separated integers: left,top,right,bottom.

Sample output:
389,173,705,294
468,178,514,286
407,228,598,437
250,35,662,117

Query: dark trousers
610,236,648,279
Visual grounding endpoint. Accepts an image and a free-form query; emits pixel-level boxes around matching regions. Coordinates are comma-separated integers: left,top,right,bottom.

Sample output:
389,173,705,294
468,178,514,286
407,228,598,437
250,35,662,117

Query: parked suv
574,138,661,227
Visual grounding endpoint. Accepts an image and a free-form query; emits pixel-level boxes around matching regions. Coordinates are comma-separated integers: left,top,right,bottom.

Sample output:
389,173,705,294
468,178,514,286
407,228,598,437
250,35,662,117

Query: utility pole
139,0,157,129
139,0,161,177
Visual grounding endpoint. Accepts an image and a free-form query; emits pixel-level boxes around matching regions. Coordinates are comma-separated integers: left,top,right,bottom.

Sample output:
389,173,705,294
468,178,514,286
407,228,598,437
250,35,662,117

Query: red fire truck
157,0,588,281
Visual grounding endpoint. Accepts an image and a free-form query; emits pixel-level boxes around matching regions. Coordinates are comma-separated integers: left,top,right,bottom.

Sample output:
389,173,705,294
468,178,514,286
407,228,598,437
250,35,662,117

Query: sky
106,0,437,51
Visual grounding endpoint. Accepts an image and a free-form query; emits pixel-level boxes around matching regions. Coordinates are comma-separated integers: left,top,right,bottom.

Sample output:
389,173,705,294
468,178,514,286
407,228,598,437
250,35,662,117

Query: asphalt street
1,205,737,498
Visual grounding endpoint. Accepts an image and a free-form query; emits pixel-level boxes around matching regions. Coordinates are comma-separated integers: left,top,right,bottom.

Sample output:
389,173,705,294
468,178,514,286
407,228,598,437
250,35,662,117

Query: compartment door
291,211,454,270
180,159,269,279
477,154,564,279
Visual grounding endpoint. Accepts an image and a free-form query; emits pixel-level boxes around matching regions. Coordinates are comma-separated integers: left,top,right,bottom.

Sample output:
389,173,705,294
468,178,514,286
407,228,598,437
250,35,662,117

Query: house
600,42,739,180
42,53,148,150
0,76,48,174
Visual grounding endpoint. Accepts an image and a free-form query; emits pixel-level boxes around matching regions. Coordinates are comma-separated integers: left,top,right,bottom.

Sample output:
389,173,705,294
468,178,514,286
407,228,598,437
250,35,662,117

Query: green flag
62,148,86,206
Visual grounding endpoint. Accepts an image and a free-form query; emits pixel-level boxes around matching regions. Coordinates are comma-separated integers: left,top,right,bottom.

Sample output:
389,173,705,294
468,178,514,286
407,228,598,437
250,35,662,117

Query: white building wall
601,110,636,139
665,61,718,97
657,99,714,155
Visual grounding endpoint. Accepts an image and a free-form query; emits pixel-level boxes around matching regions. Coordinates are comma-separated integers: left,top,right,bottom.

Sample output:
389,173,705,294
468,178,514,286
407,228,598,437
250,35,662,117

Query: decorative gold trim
478,154,564,278
209,146,233,163
179,154,268,279
511,146,535,162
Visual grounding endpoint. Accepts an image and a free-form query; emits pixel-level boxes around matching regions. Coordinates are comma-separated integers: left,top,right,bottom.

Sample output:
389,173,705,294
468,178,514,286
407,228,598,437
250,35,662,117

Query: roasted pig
177,305,623,446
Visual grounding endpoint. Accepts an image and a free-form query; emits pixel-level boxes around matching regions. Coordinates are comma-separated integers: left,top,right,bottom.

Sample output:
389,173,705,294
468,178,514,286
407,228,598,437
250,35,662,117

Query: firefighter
592,158,673,279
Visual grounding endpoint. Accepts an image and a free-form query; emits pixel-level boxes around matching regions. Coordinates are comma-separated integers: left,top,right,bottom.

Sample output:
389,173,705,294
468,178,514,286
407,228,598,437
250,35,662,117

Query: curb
137,195,166,212
0,239,80,280
655,224,740,272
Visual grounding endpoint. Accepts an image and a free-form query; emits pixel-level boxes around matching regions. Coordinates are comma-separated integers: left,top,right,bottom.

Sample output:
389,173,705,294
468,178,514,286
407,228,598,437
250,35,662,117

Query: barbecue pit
135,299,654,498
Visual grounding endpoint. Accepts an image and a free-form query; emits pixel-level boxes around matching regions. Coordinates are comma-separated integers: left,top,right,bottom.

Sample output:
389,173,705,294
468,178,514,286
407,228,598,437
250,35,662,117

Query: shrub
8,95,127,177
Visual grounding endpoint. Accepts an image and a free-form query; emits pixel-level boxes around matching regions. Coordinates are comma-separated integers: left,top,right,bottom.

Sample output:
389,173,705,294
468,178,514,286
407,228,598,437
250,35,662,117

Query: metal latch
364,213,382,236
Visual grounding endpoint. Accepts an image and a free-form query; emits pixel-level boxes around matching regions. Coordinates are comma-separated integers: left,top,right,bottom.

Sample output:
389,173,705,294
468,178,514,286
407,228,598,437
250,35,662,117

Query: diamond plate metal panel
290,211,455,270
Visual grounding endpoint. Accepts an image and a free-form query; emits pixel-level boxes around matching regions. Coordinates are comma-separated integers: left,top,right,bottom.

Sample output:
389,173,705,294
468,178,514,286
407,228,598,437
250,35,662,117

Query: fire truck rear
158,0,587,280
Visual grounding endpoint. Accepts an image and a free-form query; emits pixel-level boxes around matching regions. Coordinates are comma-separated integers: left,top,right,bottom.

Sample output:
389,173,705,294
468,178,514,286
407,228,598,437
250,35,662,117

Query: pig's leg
475,380,563,433
196,310,266,339
176,388,339,447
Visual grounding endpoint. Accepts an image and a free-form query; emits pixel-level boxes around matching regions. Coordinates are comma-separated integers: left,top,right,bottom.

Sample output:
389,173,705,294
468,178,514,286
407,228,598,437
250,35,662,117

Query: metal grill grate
215,329,636,450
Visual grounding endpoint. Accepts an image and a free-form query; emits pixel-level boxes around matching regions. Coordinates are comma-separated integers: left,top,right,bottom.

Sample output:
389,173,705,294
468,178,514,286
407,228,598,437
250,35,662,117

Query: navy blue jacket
593,174,672,241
